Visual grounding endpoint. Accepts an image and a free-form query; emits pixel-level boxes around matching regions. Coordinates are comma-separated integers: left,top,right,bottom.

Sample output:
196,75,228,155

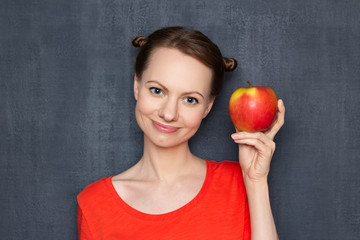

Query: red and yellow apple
229,81,278,132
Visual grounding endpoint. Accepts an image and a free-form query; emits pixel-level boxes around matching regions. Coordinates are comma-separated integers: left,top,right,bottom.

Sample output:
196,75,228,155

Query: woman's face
134,47,215,148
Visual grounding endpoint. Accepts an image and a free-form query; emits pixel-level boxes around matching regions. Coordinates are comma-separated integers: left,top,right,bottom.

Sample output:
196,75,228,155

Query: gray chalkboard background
1,0,359,239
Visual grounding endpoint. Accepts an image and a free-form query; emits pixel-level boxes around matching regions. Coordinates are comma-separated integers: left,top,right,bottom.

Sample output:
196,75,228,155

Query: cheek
182,110,205,129
136,94,155,115
134,95,156,130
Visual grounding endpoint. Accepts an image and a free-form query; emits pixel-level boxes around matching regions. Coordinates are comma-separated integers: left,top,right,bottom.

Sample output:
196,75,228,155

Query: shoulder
77,177,111,207
77,177,117,235
206,160,246,191
207,160,242,176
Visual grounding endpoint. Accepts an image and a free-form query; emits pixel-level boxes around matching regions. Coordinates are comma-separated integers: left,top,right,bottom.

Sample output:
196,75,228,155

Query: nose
158,97,179,122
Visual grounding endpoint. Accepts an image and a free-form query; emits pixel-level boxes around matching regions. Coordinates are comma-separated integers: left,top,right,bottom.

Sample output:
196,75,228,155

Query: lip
152,120,180,133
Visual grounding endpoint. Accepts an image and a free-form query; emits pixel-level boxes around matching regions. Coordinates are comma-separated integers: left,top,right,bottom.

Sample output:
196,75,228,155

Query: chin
144,129,198,149
145,132,185,147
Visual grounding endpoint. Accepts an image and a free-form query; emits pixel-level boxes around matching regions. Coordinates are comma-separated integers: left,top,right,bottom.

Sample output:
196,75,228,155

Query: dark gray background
1,0,359,239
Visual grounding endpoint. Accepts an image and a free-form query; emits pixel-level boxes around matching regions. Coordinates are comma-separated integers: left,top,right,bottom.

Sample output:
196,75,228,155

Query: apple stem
247,81,252,87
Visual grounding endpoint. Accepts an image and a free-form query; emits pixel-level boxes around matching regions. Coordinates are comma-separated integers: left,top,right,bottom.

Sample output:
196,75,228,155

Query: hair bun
132,36,147,48
223,57,237,72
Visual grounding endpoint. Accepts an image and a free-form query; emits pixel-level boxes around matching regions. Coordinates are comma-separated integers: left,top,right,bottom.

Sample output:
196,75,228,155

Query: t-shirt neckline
105,159,213,221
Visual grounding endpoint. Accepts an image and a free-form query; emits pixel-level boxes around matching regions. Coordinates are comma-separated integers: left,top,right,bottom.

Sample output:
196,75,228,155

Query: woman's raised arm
231,99,285,240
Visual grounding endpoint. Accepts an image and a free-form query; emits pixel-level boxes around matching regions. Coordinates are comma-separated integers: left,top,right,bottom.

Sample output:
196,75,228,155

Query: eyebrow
146,80,205,99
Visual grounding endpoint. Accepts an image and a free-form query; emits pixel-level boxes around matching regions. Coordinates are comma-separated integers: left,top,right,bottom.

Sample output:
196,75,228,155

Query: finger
265,99,285,140
231,131,275,150
233,138,274,158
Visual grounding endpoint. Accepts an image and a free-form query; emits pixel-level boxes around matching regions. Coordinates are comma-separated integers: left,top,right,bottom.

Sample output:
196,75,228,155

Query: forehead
143,47,213,94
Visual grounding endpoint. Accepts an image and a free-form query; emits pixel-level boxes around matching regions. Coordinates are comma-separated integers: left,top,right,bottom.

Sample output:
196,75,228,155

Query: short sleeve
77,205,95,240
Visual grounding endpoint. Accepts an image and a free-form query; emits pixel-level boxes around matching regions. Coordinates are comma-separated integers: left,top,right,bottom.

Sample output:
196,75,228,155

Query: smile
152,120,180,133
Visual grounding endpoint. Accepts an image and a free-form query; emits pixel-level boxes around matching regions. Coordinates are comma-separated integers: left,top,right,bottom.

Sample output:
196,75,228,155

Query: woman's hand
231,99,285,183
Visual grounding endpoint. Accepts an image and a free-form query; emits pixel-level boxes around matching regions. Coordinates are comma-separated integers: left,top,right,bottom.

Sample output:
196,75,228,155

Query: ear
134,74,140,101
202,97,215,119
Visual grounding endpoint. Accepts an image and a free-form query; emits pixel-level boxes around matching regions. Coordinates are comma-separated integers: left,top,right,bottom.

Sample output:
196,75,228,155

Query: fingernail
231,133,237,139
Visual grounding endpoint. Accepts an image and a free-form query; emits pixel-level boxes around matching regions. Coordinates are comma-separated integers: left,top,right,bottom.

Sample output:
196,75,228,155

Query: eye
185,97,198,104
150,87,163,95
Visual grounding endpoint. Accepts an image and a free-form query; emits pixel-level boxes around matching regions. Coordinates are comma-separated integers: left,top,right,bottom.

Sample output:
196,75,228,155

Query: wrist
243,176,269,196
242,173,268,187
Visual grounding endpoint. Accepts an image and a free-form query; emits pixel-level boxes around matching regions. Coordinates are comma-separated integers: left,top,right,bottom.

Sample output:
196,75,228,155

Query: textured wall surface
1,0,360,239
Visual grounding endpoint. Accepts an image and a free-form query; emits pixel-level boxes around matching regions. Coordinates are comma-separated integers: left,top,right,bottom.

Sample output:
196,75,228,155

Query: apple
229,81,278,132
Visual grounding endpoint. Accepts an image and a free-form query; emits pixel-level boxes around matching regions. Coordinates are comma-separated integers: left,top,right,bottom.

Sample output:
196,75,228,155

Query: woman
77,26,285,239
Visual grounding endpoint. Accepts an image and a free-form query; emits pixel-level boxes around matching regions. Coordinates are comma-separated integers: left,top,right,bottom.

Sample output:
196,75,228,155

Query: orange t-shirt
77,160,251,239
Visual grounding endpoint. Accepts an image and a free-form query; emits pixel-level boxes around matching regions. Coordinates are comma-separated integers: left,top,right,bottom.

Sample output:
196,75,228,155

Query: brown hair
132,26,237,97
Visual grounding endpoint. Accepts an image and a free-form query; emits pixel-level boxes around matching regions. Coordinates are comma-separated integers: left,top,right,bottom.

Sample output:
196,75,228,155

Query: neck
138,136,200,182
